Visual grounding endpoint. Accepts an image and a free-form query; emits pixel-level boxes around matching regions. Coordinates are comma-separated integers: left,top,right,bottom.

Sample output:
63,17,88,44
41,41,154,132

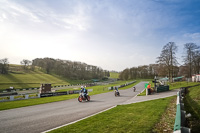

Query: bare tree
0,58,9,74
20,59,32,70
193,50,200,74
157,42,178,82
183,43,200,77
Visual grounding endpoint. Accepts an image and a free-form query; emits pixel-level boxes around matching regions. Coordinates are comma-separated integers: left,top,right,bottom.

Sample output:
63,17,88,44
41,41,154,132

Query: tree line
1,42,199,81
32,58,110,80
119,42,200,82
0,57,110,80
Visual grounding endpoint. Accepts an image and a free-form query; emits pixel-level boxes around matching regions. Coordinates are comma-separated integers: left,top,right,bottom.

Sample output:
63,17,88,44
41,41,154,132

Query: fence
0,82,96,93
173,88,190,133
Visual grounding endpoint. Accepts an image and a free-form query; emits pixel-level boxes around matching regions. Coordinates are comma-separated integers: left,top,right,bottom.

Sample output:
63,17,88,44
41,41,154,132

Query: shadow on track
78,100,104,103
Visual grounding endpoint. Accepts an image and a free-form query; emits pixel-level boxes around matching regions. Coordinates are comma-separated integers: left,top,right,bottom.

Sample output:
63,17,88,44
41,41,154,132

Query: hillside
0,64,89,90
0,72,70,90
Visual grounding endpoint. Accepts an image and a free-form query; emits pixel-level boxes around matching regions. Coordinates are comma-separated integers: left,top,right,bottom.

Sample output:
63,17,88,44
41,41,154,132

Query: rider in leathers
81,86,88,101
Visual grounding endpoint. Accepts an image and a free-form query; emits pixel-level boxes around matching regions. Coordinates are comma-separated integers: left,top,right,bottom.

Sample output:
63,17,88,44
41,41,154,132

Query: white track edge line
41,105,117,133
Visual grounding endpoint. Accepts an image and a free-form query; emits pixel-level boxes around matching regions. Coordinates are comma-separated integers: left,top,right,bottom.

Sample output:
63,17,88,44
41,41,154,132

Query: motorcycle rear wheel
87,95,90,101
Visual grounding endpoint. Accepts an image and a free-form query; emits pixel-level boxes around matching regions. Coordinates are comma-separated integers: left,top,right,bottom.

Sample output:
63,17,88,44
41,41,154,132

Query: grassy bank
0,71,70,90
0,80,139,111
49,96,175,133
0,64,93,90
184,85,200,132
169,81,200,90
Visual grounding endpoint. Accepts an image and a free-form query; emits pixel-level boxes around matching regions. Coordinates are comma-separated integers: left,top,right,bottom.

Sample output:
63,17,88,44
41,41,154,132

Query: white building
192,74,200,82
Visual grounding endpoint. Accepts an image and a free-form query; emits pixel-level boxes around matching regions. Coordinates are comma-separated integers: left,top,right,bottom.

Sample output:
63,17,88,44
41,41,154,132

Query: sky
0,0,200,71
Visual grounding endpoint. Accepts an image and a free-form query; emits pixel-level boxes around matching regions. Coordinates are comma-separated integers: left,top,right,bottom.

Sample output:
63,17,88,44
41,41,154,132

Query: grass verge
152,96,176,132
49,96,175,133
0,94,79,111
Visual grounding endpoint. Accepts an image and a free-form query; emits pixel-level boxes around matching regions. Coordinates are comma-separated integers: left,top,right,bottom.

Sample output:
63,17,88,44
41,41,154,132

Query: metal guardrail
108,81,136,90
173,88,190,133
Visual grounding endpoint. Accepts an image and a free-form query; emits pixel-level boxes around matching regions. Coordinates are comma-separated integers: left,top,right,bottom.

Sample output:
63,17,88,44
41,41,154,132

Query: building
192,74,200,82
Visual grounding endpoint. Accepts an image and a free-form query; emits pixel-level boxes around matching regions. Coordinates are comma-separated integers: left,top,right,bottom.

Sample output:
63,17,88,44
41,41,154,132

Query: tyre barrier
173,88,190,133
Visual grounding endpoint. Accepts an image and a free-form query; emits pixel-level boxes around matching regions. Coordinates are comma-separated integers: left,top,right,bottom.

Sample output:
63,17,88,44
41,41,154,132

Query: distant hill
0,64,91,90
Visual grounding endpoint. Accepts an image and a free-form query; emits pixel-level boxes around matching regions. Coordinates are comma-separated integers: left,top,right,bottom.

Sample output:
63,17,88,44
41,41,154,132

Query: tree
119,68,130,80
183,43,200,78
157,42,178,82
20,59,32,70
0,58,9,74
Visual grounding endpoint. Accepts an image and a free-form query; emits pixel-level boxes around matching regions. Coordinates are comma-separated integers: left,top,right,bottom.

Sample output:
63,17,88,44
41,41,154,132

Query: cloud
0,0,200,71
0,0,42,23
184,33,200,41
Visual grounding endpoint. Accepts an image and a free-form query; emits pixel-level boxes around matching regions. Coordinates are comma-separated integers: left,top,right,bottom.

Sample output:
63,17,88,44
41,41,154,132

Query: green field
49,96,175,133
109,72,119,79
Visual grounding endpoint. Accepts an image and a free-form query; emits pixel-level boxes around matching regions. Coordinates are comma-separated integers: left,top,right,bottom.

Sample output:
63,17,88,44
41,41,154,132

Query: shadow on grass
2,74,31,88
5,74,23,83
30,73,52,83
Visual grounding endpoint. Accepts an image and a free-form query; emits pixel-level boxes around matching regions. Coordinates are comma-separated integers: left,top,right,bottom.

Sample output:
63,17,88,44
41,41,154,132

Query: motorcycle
78,93,90,102
114,90,120,96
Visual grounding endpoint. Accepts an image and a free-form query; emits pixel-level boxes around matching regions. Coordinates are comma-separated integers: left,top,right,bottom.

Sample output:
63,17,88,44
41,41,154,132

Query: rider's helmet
81,86,84,89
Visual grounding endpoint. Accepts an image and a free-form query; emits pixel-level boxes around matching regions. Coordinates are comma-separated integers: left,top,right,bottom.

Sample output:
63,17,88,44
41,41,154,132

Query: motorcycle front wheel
78,96,82,102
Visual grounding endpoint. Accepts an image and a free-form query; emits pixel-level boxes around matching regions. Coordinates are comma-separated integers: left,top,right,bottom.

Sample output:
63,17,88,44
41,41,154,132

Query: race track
0,82,146,133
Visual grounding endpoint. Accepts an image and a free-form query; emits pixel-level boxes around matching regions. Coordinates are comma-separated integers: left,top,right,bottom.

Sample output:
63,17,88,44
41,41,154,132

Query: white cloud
0,0,200,71
183,33,200,41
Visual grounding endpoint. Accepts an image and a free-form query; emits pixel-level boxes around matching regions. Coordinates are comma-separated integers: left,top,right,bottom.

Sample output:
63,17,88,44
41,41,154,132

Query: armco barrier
173,88,190,133
108,81,136,90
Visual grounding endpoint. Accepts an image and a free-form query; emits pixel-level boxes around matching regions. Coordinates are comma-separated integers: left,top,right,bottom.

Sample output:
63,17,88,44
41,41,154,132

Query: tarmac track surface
0,82,146,133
